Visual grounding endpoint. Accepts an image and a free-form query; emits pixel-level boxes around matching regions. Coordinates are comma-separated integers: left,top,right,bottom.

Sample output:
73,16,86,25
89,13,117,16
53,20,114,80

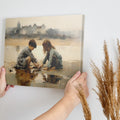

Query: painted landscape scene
4,15,84,89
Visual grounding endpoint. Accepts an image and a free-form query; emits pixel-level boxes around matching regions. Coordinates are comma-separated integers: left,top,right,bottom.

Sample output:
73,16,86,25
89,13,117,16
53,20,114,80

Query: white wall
0,0,119,120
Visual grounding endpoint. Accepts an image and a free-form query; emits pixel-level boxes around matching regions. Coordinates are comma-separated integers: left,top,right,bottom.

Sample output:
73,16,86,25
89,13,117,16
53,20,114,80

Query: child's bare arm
33,62,40,68
35,71,89,120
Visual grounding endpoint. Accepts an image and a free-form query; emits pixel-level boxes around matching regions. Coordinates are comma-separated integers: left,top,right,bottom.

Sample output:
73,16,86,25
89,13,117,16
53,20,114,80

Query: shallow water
5,45,81,89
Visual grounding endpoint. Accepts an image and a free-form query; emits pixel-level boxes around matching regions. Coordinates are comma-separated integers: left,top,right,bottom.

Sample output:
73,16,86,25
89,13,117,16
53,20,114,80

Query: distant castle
6,22,46,35
6,22,73,40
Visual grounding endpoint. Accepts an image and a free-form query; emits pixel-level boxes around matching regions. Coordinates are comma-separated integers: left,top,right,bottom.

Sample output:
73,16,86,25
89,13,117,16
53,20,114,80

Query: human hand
33,63,40,69
36,63,40,68
42,67,48,70
39,64,43,69
64,71,89,107
0,67,14,97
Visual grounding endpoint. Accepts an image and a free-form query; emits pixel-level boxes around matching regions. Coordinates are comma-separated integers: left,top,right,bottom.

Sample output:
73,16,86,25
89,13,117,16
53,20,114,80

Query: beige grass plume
91,40,120,120
76,85,91,120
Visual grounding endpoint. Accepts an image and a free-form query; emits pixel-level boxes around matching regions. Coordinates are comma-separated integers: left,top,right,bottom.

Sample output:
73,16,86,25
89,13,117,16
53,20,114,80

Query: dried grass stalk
76,85,91,120
91,40,120,120
117,40,120,103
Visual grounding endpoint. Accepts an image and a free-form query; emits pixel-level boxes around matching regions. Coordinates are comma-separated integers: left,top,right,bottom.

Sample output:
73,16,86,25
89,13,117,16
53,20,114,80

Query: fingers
76,72,87,84
73,72,87,88
77,73,89,97
5,85,10,91
79,72,87,80
0,67,6,80
0,67,2,76
5,85,14,92
70,71,81,82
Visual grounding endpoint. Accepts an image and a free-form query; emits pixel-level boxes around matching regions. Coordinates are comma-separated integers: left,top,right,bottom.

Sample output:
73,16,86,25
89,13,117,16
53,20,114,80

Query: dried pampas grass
91,40,120,120
76,39,120,120
76,85,91,120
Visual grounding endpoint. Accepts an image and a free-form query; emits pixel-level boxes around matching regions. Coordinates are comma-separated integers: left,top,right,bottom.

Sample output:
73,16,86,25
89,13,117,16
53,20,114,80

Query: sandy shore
5,38,82,89
5,60,81,89
5,38,81,46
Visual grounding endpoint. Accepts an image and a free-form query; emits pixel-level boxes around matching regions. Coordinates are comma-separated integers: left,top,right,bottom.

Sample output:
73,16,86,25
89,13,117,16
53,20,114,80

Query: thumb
1,67,6,80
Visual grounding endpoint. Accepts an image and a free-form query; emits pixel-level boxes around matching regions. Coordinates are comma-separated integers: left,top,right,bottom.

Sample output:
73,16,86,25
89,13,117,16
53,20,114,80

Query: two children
16,39,63,70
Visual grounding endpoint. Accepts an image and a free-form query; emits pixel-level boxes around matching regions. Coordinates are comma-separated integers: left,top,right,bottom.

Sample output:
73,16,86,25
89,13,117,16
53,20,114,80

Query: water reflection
15,69,62,85
15,69,38,85
42,73,62,84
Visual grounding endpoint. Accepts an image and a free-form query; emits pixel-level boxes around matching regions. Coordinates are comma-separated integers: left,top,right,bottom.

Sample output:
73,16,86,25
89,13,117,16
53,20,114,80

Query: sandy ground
5,60,81,89
5,38,81,47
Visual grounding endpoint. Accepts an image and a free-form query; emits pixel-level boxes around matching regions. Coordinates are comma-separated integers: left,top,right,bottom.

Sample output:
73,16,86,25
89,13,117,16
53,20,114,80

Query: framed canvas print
4,14,84,89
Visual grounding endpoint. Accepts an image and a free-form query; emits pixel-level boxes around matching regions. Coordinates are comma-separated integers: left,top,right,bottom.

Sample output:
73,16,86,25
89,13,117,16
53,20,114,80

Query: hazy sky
6,15,84,31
